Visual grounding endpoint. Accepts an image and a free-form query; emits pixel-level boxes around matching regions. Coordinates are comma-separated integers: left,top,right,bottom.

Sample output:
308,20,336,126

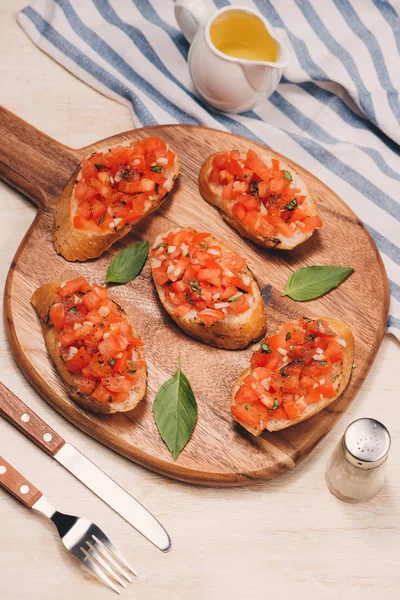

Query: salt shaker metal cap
343,418,391,469
326,418,391,503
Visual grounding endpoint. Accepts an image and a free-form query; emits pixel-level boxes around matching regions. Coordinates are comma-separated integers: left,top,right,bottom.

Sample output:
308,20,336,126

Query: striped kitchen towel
18,0,400,339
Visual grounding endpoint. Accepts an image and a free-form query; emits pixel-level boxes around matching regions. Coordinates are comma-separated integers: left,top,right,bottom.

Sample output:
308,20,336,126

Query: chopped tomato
82,291,101,311
231,403,269,428
229,295,250,314
324,341,344,363
197,308,225,327
92,384,114,404
58,276,87,297
49,303,65,330
65,347,91,374
284,401,305,420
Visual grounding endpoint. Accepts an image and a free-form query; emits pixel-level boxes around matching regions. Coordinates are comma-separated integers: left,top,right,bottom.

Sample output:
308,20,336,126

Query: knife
0,381,171,552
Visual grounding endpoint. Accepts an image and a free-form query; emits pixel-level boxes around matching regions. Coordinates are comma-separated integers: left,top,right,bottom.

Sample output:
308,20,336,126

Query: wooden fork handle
0,382,65,457
0,456,42,508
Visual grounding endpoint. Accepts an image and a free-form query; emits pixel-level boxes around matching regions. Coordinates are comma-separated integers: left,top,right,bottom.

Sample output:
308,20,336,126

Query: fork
0,456,137,594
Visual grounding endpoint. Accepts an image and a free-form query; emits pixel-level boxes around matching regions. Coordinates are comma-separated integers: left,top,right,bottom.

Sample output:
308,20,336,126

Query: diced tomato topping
209,149,322,240
49,278,145,406
49,303,65,330
150,228,254,327
73,138,175,230
231,403,269,429
65,347,91,374
233,318,344,429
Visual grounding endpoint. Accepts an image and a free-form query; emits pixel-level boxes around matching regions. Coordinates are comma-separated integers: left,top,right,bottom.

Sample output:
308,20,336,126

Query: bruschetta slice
31,277,146,414
54,137,180,261
199,149,322,250
149,227,266,349
231,317,353,434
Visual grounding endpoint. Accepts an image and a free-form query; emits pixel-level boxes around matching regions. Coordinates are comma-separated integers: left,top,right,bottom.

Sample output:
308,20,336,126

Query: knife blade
0,381,171,552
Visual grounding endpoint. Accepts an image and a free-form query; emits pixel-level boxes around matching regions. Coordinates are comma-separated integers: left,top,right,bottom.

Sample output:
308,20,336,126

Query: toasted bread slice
231,317,354,434
199,150,320,250
150,227,266,349
54,141,180,261
32,281,146,414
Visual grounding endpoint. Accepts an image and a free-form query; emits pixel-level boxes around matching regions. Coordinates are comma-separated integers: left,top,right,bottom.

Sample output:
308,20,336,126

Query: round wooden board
3,116,389,486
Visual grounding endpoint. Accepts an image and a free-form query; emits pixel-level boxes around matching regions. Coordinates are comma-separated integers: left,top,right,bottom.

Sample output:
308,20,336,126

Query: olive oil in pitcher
210,10,278,62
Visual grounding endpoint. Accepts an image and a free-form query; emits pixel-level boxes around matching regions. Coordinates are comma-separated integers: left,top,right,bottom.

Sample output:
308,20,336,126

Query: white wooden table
0,3,399,599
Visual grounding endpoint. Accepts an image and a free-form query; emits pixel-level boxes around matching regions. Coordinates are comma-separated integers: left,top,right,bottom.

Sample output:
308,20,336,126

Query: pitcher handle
174,0,208,43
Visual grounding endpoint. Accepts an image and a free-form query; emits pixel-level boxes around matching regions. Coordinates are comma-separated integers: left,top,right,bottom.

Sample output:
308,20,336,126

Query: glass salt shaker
325,418,391,503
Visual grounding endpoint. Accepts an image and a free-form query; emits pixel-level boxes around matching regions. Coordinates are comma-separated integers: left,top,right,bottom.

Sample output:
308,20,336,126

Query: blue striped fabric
18,0,400,337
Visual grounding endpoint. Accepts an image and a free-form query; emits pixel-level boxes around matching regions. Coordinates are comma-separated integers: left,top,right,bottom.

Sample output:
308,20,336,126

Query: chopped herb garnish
269,399,280,412
228,293,241,303
69,306,78,314
108,359,116,366
261,343,272,354
155,183,159,194
128,361,137,368
121,200,127,206
285,332,291,341
100,323,105,328
186,294,194,305
190,279,199,292
283,170,292,181
244,404,250,411
317,360,327,366
99,215,105,224
249,181,259,196
280,367,288,377
150,165,162,173
285,198,298,211
94,164,103,170
108,396,113,403
154,242,168,250
306,334,315,341
199,243,209,249
127,369,136,374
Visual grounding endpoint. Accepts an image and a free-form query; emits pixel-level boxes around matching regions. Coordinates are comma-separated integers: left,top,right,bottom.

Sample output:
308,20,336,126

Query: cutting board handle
0,107,80,209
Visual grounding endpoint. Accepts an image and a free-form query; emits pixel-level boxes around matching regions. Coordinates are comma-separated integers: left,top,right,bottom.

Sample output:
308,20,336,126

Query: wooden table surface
0,3,399,599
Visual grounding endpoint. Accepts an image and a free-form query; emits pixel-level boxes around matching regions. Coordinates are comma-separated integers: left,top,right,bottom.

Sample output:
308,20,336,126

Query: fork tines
82,534,137,594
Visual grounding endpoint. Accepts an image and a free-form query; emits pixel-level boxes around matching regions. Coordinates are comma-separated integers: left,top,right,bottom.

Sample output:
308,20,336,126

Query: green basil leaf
153,358,198,461
282,265,354,301
150,165,162,173
105,241,149,284
283,170,292,181
261,343,271,354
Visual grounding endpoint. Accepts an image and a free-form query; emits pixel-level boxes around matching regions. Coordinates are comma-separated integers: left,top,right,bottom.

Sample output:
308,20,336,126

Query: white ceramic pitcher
175,0,290,113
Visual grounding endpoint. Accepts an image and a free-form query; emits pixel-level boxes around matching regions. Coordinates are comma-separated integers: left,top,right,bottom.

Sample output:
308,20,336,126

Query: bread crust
31,282,147,414
150,228,267,350
199,152,319,250
54,147,180,262
231,317,354,434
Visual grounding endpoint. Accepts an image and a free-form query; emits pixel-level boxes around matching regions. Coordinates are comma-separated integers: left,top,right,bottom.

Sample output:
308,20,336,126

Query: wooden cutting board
1,107,389,486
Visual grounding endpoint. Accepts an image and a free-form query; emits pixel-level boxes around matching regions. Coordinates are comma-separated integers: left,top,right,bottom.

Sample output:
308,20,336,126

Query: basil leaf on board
282,265,354,302
105,240,149,284
153,358,198,461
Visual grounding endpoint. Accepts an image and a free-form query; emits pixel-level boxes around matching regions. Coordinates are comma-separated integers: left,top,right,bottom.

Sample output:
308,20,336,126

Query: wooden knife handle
0,382,65,457
0,106,80,209
0,456,42,508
